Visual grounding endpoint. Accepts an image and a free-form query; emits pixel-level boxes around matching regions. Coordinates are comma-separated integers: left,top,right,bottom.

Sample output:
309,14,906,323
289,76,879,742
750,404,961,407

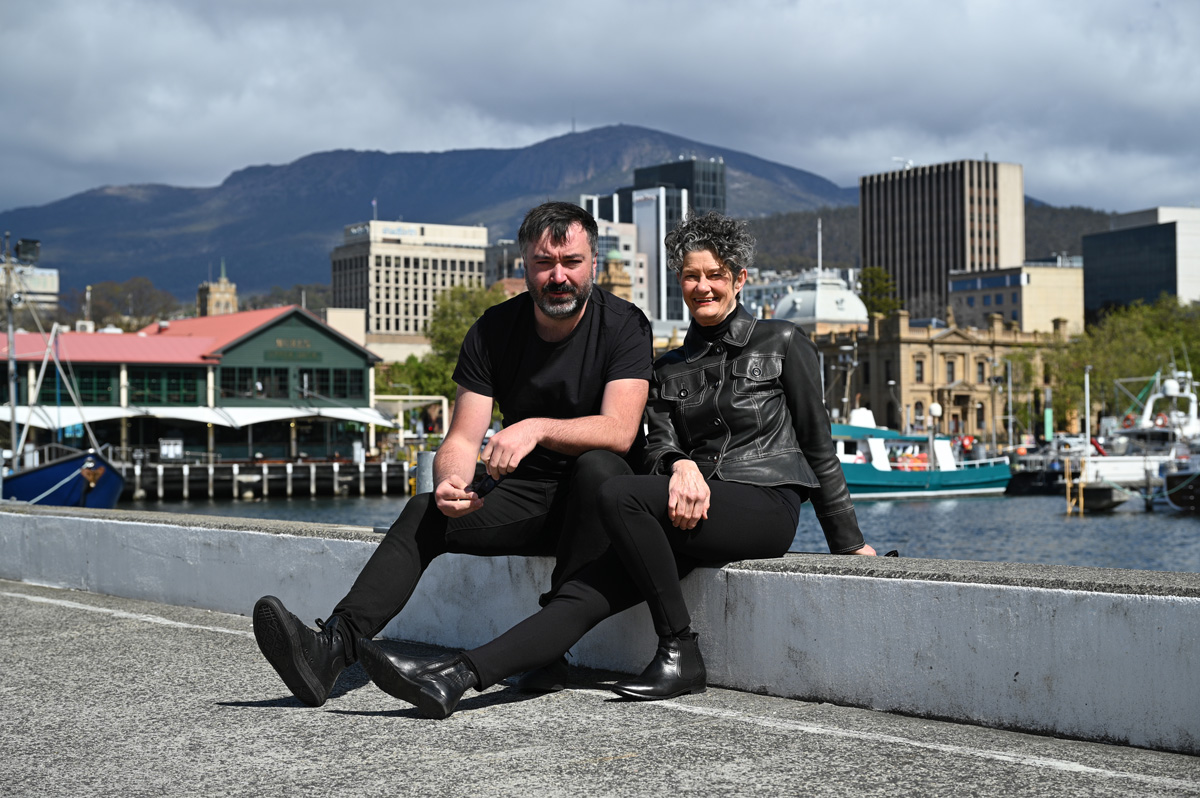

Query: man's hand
480,419,542,479
667,459,710,530
434,474,484,518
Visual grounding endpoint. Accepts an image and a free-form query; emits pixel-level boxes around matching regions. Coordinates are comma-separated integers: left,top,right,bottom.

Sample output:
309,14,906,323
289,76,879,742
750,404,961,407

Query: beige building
331,220,487,337
861,160,1025,319
197,259,238,316
813,310,1061,444
949,256,1084,335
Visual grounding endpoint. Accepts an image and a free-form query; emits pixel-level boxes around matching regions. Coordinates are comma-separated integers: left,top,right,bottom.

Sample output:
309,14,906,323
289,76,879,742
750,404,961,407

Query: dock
114,460,410,500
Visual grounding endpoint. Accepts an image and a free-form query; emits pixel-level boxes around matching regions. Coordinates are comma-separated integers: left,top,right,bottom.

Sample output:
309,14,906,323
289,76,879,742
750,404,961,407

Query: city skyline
1,0,1197,216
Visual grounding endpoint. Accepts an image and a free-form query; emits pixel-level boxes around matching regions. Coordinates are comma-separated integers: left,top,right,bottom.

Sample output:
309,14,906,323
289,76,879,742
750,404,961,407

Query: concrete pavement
2,579,1197,797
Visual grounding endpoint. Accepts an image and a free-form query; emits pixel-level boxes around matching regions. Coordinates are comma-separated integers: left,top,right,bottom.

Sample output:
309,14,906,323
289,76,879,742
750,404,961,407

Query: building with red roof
1,306,392,462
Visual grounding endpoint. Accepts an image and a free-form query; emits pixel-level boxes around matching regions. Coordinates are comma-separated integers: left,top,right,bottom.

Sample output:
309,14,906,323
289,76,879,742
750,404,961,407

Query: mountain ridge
0,124,858,298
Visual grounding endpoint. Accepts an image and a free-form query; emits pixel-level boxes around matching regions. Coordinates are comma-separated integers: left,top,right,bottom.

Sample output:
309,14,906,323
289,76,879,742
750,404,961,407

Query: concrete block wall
1,504,1197,755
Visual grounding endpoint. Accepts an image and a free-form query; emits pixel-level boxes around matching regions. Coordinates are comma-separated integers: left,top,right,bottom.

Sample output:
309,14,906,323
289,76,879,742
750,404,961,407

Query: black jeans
463,477,802,687
331,450,632,661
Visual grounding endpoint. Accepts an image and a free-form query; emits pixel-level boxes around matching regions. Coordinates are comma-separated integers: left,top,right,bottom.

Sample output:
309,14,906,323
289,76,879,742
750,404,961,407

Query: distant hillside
0,124,856,300
747,203,1118,272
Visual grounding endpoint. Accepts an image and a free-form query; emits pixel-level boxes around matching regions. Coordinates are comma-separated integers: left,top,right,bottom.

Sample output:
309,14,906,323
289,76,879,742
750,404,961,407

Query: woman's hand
668,459,710,530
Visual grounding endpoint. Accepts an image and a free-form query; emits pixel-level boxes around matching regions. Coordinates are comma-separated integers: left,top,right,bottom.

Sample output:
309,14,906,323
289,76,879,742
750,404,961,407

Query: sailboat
1,235,125,508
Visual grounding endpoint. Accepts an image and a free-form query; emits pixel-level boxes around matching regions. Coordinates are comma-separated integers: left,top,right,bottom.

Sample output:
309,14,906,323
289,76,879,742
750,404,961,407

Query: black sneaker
253,595,347,707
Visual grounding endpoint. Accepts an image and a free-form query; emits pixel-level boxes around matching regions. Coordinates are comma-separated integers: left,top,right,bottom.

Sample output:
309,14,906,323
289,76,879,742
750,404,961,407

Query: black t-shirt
453,287,653,480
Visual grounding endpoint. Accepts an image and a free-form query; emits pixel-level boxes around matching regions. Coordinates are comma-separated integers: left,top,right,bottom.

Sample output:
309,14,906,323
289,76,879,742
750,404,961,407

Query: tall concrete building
330,220,487,336
860,160,1025,320
1081,207,1200,313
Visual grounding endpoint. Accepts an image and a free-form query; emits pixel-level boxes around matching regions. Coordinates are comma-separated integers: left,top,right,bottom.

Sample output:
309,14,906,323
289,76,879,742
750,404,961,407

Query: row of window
965,292,1020,307
220,367,365,401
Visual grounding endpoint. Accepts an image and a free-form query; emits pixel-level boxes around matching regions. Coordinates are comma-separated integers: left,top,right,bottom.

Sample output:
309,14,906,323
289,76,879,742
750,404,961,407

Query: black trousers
331,450,632,661
463,477,802,688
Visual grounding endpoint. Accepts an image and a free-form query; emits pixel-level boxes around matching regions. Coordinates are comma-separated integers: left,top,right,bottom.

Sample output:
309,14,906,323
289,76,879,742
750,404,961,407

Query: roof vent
158,320,170,331
75,320,95,333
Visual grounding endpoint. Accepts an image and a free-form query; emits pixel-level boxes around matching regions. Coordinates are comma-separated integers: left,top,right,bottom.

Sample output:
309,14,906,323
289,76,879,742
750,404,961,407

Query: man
253,202,653,706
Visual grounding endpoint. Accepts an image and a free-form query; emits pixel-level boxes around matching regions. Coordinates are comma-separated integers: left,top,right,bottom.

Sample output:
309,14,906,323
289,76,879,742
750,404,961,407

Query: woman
358,212,876,718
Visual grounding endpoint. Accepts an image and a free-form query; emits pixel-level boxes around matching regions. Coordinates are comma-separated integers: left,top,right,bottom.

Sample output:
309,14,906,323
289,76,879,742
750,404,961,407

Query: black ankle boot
610,632,707,701
253,595,347,707
358,638,478,719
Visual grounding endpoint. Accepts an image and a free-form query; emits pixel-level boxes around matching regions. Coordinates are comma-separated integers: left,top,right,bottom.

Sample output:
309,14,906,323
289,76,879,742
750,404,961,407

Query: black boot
358,638,478,719
610,632,707,701
510,656,568,693
253,595,347,707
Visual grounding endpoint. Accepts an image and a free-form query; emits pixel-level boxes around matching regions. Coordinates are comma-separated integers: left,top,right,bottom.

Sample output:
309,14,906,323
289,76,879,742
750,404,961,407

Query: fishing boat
831,416,1011,500
1,235,125,508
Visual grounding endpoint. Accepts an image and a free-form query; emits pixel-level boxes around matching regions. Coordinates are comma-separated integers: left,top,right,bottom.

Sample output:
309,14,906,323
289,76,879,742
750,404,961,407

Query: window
915,360,925,383
333,369,349,399
996,293,1004,306
946,359,956,383
966,296,975,307
983,295,991,306
1012,310,1019,321
977,362,986,383
1012,292,1018,303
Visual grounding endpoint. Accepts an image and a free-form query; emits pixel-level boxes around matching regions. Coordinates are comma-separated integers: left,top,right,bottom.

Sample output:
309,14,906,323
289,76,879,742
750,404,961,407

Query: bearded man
252,202,653,706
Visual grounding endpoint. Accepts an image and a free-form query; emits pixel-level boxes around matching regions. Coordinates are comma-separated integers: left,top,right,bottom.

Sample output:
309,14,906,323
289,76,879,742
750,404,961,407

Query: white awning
217,407,308,427
310,406,397,428
144,407,241,428
0,405,144,430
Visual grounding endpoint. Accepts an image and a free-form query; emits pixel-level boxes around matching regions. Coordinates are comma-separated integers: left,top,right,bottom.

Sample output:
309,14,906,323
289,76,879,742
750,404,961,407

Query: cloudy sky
2,0,1197,214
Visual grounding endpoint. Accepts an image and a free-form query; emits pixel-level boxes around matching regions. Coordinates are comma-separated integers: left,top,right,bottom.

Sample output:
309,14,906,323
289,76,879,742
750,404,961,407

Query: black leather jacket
644,304,864,553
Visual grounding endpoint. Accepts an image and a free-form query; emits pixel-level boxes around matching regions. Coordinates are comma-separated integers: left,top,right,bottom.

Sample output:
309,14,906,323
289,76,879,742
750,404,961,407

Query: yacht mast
3,232,17,481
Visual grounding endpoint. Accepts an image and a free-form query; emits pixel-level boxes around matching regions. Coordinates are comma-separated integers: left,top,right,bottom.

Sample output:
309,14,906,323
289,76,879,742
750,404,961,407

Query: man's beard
528,275,593,319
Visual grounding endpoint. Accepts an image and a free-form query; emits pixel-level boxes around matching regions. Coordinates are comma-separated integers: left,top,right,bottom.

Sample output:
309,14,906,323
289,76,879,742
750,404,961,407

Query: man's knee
571,449,633,488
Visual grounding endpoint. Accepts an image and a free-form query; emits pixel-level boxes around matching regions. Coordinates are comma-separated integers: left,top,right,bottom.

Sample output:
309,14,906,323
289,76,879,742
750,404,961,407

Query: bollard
416,450,435,494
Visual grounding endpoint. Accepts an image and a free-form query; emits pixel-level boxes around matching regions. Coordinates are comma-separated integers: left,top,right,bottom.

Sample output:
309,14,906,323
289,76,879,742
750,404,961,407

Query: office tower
860,160,1025,319
1082,207,1200,313
330,221,487,335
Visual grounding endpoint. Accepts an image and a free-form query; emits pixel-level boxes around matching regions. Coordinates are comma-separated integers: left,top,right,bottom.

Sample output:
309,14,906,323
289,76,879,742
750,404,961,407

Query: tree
243,283,332,312
858,267,902,316
59,277,181,331
375,284,509,401
1044,295,1200,426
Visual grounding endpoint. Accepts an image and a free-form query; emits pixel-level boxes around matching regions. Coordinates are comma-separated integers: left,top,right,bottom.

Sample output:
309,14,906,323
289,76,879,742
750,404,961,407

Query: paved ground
2,578,1197,797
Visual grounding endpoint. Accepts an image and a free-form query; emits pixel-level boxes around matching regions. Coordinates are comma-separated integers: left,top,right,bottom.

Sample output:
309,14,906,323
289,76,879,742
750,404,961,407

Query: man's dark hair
518,202,598,259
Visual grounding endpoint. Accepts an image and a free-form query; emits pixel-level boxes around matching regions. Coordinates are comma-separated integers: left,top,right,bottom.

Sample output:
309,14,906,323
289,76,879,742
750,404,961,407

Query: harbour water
125,493,1200,574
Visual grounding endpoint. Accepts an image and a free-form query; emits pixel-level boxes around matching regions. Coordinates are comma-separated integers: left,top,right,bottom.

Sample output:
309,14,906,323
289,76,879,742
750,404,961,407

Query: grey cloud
1,0,1198,213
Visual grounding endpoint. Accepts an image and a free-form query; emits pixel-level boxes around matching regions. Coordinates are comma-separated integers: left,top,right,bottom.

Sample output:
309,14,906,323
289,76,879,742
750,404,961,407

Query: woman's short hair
664,212,755,279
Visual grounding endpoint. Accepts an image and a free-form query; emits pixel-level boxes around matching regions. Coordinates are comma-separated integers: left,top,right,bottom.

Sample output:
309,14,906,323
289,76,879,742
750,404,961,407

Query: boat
2,448,124,507
1,235,125,508
830,415,1012,500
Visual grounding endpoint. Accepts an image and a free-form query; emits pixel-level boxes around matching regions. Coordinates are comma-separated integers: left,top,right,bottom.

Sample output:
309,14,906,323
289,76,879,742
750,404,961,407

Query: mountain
0,124,857,300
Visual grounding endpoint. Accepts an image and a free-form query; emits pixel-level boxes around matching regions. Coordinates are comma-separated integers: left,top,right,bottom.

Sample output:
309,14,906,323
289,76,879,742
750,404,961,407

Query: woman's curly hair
664,212,756,279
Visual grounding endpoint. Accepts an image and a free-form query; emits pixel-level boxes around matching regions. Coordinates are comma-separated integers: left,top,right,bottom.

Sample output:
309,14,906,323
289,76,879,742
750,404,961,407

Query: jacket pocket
732,355,783,395
658,370,707,408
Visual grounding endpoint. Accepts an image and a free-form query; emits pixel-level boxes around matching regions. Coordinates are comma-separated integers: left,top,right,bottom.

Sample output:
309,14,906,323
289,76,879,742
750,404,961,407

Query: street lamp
887,379,904,432
838,342,858,421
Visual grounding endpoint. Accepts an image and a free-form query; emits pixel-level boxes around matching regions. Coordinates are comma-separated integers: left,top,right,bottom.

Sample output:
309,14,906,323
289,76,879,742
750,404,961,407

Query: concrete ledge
2,503,1197,755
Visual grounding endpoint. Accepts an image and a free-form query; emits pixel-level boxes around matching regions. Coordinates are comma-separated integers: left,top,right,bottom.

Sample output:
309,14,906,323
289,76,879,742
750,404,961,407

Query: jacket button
679,388,688,397
714,345,724,354
751,367,761,377
713,419,721,426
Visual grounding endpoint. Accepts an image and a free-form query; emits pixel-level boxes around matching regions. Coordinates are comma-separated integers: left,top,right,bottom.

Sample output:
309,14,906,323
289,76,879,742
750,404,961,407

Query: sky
2,0,1198,215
